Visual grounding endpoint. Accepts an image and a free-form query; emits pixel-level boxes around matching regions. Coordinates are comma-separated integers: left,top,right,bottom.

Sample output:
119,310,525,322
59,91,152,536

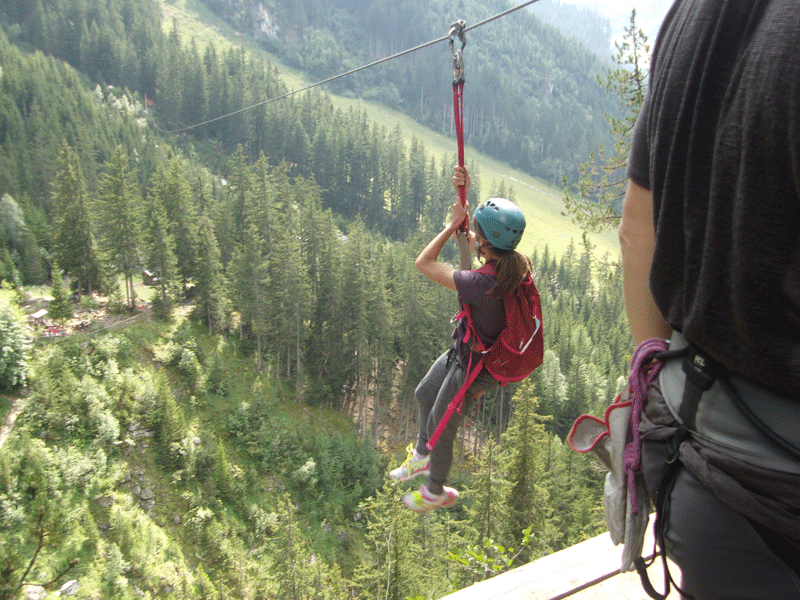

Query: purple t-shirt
452,269,506,370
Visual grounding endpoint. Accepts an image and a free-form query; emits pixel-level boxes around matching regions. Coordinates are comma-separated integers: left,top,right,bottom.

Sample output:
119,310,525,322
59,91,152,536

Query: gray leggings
642,439,800,599
414,348,497,495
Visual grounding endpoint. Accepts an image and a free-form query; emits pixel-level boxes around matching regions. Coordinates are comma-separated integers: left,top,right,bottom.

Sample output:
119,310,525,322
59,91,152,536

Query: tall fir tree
227,145,251,238
233,154,273,370
96,146,141,309
47,263,72,325
562,9,649,233
0,301,32,391
341,220,369,421
194,213,229,333
364,250,393,442
465,436,512,552
266,164,311,387
157,393,185,470
143,166,180,319
51,140,101,295
267,494,315,600
160,157,198,285
500,380,554,561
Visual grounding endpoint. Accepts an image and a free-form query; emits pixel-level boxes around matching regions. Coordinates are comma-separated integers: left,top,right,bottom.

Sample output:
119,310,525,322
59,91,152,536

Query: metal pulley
449,20,466,86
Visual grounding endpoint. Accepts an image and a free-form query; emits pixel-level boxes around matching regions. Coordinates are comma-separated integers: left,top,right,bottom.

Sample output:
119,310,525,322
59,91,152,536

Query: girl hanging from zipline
391,165,534,513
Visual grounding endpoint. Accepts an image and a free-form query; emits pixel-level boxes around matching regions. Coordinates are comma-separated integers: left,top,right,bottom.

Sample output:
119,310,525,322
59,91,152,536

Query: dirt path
0,395,25,450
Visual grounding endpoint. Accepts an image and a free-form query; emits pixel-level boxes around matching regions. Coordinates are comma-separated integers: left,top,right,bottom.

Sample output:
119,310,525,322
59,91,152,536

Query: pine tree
227,145,251,237
51,140,101,294
303,201,346,408
0,193,43,285
500,380,553,561
47,265,73,325
0,246,13,284
268,494,312,600
0,435,85,597
181,40,207,131
96,146,141,310
159,157,197,285
157,21,183,129
194,213,228,333
545,435,605,549
230,154,274,370
230,222,268,367
0,194,26,261
265,164,311,387
365,251,393,442
466,436,512,550
535,350,569,434
408,136,427,226
562,9,650,233
214,442,236,505
143,166,180,319
0,301,32,391
157,394,185,470
341,220,368,422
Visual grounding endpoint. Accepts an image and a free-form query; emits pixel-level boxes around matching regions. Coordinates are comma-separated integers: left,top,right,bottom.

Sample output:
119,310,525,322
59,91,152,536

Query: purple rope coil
623,338,669,515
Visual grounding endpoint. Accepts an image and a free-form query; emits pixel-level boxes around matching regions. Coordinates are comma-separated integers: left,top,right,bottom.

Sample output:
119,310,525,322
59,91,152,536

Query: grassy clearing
158,0,620,261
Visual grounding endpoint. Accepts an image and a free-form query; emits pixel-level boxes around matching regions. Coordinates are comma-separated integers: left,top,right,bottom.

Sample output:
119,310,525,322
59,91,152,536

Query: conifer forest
0,0,638,597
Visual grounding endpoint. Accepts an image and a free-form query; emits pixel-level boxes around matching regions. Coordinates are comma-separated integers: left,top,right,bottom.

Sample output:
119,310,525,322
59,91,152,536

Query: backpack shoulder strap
475,262,496,277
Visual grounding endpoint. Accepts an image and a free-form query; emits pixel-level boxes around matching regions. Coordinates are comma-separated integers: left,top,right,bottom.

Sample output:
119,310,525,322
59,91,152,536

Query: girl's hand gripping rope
452,166,471,233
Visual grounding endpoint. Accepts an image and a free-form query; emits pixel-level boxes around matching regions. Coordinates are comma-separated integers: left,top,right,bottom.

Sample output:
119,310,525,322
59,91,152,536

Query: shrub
178,347,207,395
150,293,173,320
157,394,185,470
80,294,99,311
153,340,182,366
105,285,129,314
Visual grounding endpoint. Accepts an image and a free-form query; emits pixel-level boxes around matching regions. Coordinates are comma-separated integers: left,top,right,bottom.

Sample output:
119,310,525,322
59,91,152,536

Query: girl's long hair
474,221,533,300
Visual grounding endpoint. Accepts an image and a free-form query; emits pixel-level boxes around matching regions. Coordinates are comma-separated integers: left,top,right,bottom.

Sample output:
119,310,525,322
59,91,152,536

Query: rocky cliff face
210,0,304,44
247,1,280,39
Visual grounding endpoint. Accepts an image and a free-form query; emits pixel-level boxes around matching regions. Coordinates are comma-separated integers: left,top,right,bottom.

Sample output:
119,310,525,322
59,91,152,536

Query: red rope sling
425,21,471,452
450,20,472,270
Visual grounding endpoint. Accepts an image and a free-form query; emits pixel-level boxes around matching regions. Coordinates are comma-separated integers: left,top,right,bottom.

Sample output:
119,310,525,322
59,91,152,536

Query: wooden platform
441,527,677,600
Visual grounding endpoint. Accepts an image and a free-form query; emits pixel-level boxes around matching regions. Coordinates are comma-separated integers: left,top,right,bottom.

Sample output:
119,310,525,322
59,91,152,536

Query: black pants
642,438,800,599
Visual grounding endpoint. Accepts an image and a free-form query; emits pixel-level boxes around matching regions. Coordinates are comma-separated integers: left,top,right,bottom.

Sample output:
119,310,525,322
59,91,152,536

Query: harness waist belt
660,332,800,474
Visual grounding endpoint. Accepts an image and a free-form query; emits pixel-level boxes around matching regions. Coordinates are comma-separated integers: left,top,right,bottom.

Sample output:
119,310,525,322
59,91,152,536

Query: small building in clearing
29,309,48,326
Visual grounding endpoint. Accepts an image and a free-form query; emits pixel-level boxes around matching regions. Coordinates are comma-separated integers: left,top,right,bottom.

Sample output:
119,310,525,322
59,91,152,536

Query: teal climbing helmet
473,197,526,251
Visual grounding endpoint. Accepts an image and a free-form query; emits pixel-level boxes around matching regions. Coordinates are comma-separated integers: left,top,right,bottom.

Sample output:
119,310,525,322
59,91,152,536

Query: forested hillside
201,0,620,184
0,0,634,597
2,0,619,186
1,243,628,598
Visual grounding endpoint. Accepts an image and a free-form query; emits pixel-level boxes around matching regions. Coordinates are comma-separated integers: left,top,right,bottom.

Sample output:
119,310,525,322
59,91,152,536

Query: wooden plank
442,528,671,600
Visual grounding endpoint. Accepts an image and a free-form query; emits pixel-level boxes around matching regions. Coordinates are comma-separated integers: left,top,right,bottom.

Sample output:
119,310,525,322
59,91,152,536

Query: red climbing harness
426,263,544,451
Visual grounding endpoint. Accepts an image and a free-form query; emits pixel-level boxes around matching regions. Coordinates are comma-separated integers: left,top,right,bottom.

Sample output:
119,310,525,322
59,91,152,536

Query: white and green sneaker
389,444,431,482
402,485,459,514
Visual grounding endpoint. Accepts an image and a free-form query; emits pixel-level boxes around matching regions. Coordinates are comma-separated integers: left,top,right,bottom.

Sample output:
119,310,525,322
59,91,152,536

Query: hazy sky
551,0,673,40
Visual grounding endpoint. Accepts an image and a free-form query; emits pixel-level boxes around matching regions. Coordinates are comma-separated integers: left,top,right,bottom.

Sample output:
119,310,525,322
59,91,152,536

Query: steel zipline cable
153,0,543,134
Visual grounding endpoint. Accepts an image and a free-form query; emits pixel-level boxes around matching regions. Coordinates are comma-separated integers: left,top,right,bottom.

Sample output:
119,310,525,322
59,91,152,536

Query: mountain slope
182,0,621,186
157,0,619,259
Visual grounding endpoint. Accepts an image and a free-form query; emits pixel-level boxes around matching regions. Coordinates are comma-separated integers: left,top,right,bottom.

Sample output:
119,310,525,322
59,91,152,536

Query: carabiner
449,20,466,85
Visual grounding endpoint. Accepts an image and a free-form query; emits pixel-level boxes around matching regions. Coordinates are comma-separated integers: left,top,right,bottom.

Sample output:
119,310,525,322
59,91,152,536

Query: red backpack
426,263,544,451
